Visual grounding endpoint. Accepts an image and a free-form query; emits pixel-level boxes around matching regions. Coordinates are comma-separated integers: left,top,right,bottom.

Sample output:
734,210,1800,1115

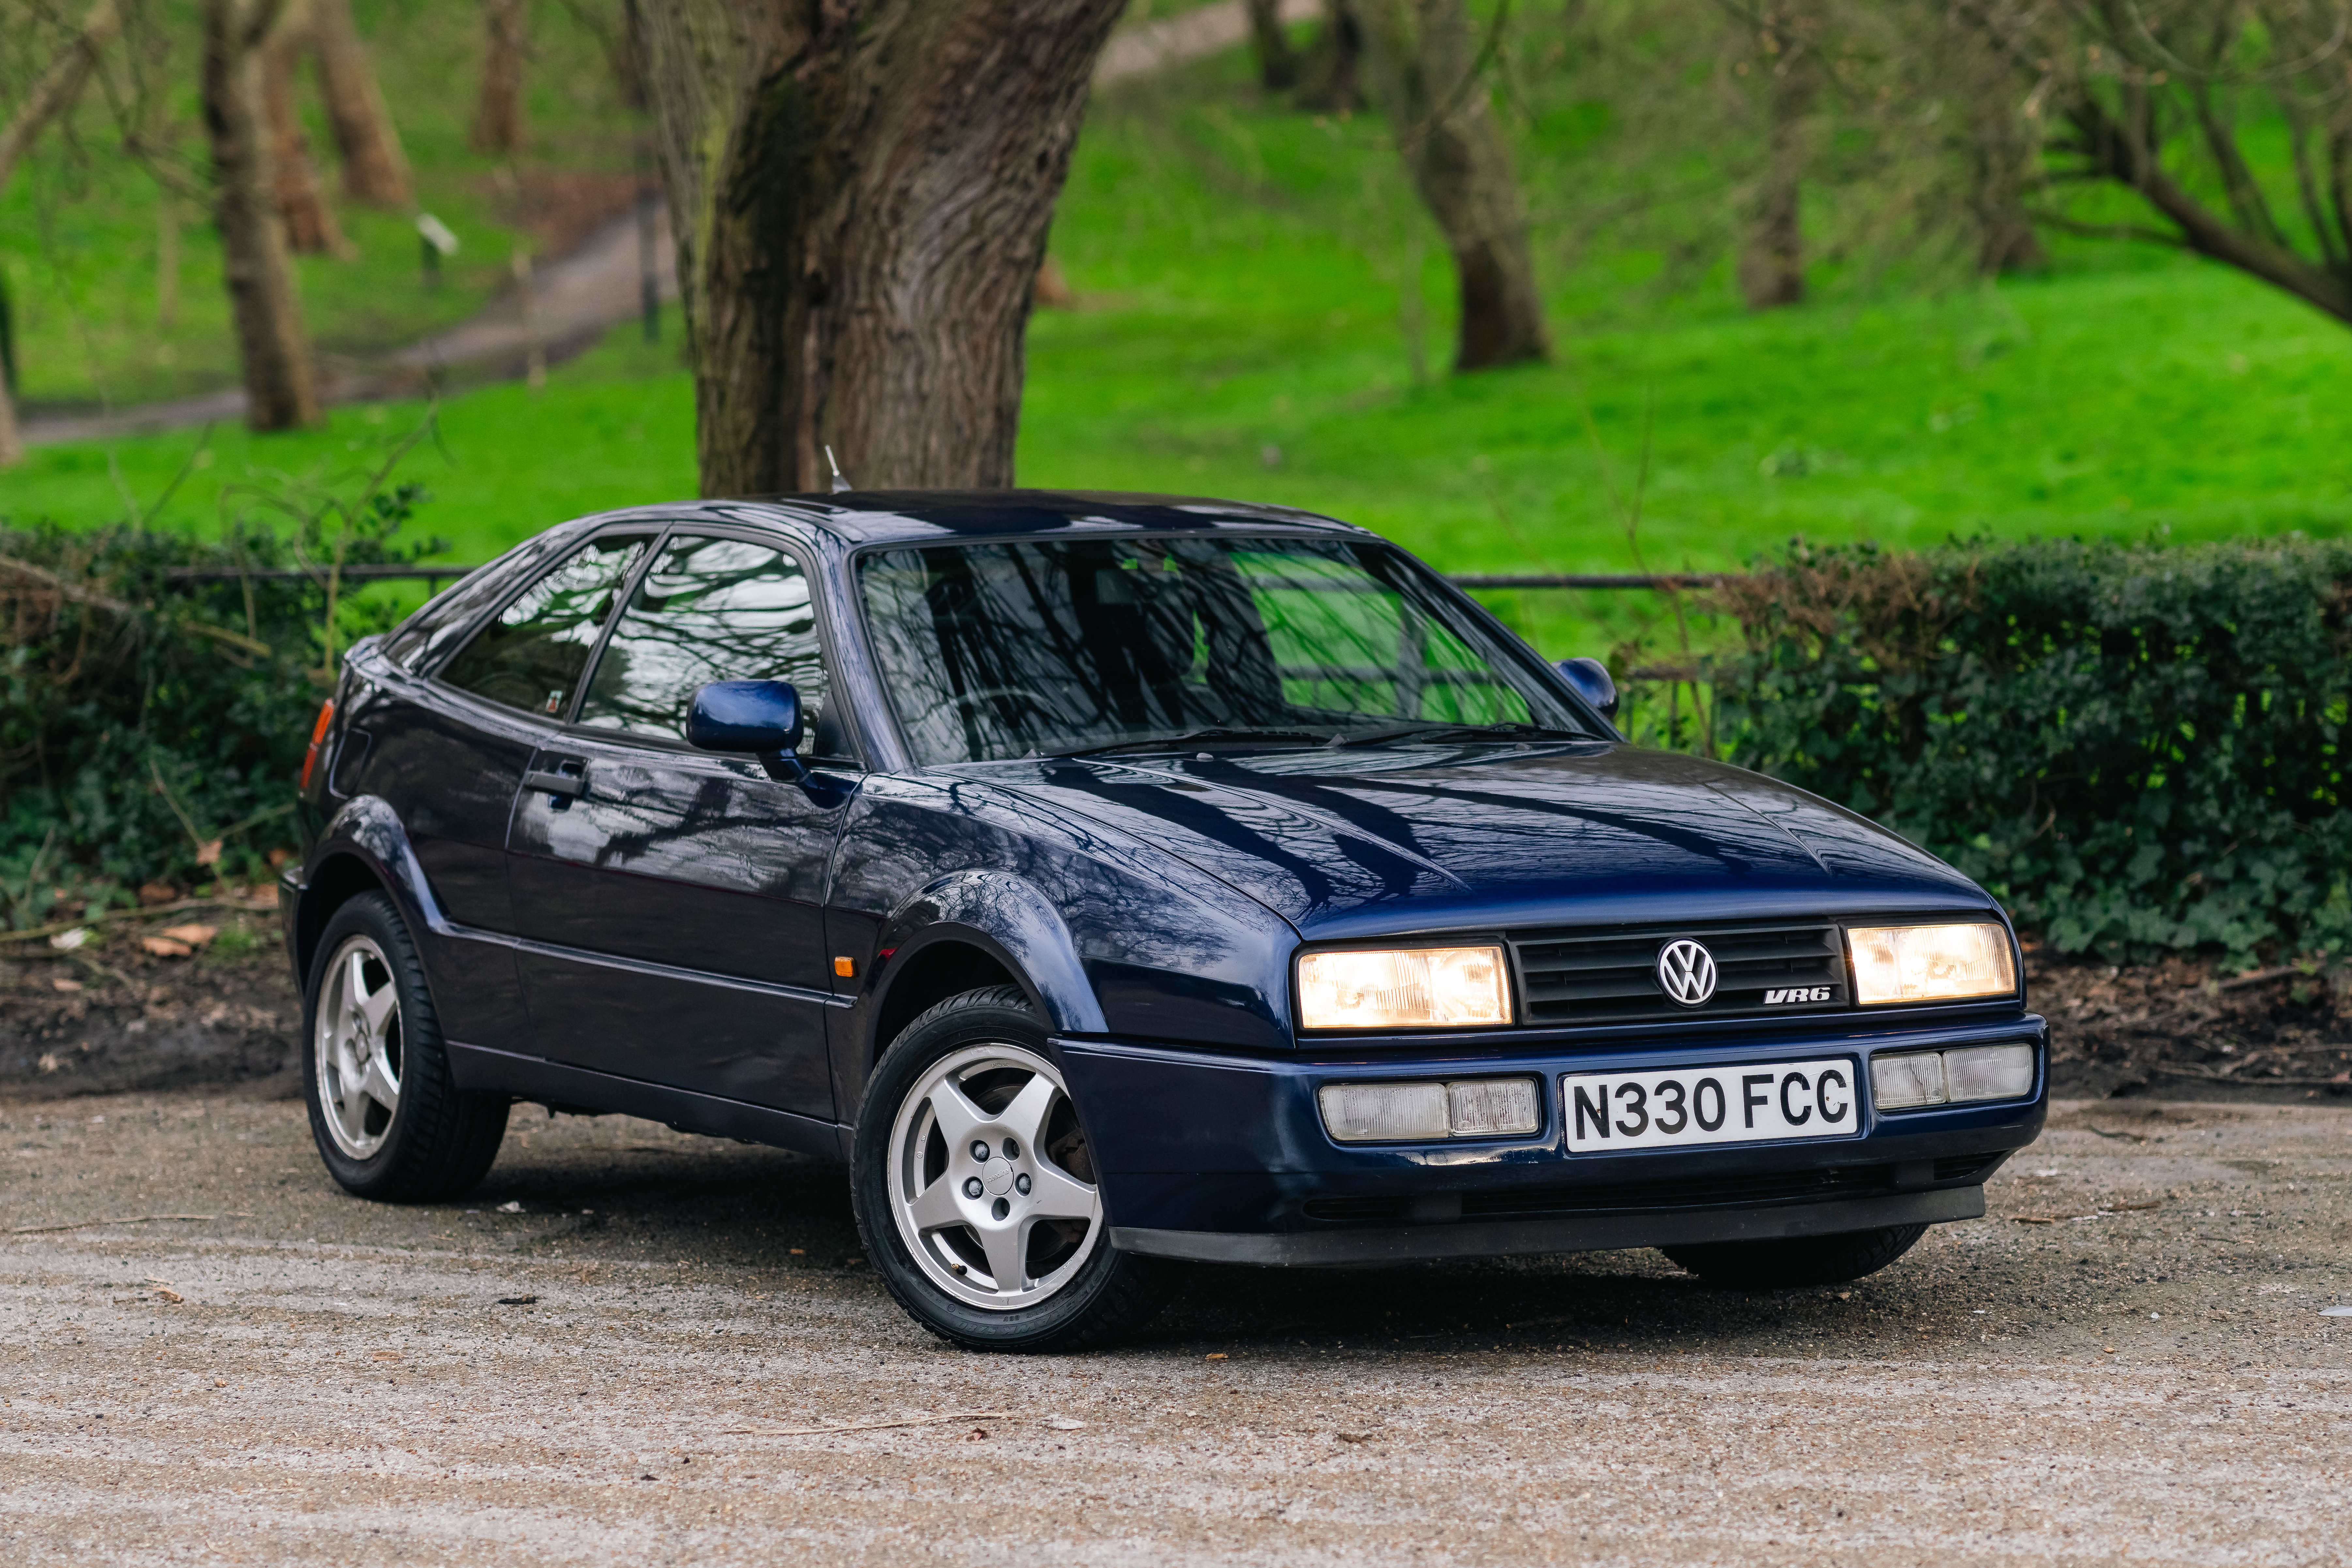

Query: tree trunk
1953,28,2046,275
0,271,18,464
1248,0,1302,90
0,0,122,466
262,9,351,256
1294,0,1363,113
636,0,1126,497
1356,0,1549,370
472,0,528,156
1737,5,1818,311
308,0,410,207
204,0,320,432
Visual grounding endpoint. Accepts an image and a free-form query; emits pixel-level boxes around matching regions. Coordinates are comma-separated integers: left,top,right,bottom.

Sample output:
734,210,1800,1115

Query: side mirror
1555,657,1619,723
688,680,805,778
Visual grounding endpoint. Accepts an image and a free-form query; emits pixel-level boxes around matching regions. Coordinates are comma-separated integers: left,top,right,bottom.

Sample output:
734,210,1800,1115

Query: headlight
1318,1077,1541,1142
1847,923,2016,1005
1297,945,1512,1030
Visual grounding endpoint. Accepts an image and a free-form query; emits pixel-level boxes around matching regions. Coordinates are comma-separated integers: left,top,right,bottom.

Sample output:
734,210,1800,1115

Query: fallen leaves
141,924,218,959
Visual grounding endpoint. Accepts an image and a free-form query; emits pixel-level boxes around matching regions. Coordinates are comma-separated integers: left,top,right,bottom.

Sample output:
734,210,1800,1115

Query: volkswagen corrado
284,491,2047,1349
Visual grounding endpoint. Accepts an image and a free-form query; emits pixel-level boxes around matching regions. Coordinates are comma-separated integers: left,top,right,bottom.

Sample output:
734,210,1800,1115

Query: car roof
710,489,1371,546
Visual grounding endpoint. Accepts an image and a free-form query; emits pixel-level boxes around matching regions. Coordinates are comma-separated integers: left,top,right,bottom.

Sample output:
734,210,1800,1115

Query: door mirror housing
1555,657,1620,723
687,680,805,777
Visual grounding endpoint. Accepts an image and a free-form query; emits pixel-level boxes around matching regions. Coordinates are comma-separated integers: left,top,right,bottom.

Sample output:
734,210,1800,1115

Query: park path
18,0,1316,449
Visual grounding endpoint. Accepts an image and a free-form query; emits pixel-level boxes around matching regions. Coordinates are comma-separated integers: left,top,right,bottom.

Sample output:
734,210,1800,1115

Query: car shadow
471,1130,1878,1351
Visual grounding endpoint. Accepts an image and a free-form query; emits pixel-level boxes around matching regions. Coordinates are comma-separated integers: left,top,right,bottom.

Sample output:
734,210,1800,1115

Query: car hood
973,742,1991,940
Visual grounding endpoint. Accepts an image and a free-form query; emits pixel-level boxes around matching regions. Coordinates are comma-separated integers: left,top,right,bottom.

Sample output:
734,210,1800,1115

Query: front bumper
1057,1012,2046,1266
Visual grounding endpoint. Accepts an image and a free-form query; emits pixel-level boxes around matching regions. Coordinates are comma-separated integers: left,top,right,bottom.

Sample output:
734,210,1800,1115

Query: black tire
1662,1222,1930,1289
851,985,1183,1352
302,891,508,1202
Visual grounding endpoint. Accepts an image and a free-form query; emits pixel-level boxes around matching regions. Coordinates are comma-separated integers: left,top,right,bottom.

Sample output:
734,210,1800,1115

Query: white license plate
1563,1058,1860,1152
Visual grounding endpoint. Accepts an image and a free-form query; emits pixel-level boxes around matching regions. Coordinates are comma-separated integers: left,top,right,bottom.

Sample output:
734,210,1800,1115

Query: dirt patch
2032,948,2352,1101
0,902,298,1100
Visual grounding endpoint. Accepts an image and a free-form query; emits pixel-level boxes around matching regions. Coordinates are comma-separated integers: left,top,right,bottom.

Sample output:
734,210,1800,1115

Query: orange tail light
300,699,336,791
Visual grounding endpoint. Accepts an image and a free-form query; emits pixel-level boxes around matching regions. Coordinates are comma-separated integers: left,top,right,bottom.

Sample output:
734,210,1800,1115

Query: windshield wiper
1054,727,1334,758
1326,721,1590,748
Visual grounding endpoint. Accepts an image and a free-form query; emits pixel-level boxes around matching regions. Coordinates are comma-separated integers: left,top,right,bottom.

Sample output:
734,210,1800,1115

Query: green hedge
0,491,431,927
1712,537,2352,965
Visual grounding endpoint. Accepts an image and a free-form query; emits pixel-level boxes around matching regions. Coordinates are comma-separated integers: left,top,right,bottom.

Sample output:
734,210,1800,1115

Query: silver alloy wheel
886,1042,1104,1311
315,934,404,1160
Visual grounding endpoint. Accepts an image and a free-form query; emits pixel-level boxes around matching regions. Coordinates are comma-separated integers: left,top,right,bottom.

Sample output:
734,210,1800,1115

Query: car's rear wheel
1663,1222,1929,1289
851,985,1181,1351
302,892,508,1202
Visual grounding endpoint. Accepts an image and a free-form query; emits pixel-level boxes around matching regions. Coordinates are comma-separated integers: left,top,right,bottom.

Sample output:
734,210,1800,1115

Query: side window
575,535,850,762
437,533,653,717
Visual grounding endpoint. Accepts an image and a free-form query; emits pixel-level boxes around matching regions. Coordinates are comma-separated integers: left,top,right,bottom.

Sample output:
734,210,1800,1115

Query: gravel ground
2,1094,2345,1566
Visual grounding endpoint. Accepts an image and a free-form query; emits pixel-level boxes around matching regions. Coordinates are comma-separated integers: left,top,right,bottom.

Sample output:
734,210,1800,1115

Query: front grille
1509,921,1848,1025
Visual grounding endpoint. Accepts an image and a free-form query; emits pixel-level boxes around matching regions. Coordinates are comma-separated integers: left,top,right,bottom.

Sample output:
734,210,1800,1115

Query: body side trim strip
430,920,851,1009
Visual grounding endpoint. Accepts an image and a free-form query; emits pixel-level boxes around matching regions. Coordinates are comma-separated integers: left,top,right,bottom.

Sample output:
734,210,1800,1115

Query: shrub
1711,536,2352,966
0,486,436,928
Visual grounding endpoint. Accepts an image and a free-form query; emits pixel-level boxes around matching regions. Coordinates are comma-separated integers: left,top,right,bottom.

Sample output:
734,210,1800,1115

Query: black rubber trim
446,1042,849,1160
1109,1185,1985,1266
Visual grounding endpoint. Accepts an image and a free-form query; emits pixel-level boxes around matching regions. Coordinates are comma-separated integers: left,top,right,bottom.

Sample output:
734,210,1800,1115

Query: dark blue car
285,491,2046,1349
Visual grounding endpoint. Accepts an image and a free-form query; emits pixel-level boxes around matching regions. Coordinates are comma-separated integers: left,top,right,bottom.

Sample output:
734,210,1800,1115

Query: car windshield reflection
857,535,1590,766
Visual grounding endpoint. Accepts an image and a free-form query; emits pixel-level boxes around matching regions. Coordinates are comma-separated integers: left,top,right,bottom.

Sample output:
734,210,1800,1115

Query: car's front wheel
851,986,1181,1351
302,891,509,1202
1663,1222,1929,1289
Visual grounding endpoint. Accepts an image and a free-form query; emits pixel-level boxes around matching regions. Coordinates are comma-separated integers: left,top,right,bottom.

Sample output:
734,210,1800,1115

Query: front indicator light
1871,1043,2036,1110
1319,1077,1540,1143
1297,946,1511,1030
1848,923,2016,1005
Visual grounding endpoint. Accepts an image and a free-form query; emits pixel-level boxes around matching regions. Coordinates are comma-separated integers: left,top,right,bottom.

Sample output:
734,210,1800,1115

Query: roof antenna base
824,445,852,494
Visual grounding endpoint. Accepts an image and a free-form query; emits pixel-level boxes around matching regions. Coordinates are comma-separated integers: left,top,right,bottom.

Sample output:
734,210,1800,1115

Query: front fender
874,871,1108,1036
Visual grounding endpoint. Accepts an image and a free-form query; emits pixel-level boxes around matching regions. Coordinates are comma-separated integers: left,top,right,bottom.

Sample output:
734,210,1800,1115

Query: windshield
857,535,1593,766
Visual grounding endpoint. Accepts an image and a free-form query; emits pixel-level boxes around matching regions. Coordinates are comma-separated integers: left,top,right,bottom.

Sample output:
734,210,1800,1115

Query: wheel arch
864,871,1108,1063
292,795,449,985
294,853,393,982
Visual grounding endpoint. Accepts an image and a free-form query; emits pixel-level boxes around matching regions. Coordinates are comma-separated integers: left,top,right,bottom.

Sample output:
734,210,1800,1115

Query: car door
504,528,857,1119
355,528,656,1050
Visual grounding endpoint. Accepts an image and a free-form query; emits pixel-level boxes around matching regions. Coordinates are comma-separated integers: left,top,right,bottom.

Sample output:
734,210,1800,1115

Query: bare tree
204,0,320,430
1356,0,1549,368
261,4,350,256
1736,1,1821,309
1956,0,2352,324
1247,0,1303,89
1295,0,1365,111
308,0,409,207
472,0,527,155
634,0,1127,497
0,0,123,463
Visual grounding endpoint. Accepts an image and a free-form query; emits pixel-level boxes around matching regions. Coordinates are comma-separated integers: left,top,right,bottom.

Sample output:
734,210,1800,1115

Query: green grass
9,23,2352,659
2,0,640,410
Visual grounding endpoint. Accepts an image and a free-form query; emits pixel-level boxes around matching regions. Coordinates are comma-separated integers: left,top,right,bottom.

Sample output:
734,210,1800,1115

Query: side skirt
1111,1185,1984,1267
447,1042,851,1161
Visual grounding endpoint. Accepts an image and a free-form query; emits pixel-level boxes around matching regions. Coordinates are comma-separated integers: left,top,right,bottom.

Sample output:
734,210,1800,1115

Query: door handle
524,762,588,800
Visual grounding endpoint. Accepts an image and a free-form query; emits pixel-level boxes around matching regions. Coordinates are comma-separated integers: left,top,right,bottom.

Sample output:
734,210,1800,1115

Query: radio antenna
824,445,852,494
